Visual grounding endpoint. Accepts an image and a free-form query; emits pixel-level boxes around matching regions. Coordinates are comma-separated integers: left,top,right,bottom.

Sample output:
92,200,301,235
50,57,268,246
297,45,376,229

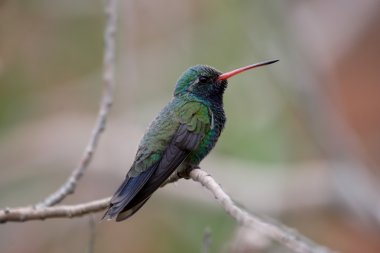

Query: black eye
198,76,208,84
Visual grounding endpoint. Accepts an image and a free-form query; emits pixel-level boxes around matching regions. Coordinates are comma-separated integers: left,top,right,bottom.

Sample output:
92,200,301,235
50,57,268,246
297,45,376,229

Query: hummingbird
103,60,278,221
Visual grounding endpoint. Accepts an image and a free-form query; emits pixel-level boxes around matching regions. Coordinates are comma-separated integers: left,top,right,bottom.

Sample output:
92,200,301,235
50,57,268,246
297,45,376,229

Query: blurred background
1,0,380,252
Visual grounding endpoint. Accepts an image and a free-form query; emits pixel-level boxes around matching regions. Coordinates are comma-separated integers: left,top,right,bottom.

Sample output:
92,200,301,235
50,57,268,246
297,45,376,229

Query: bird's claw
177,166,199,179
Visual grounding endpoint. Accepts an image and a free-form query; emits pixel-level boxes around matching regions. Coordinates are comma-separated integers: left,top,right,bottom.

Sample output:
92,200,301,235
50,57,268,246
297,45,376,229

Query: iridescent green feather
128,98,211,177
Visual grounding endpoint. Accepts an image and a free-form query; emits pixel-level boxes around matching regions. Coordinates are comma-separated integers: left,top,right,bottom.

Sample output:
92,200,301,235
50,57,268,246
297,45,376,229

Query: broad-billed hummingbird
103,60,278,221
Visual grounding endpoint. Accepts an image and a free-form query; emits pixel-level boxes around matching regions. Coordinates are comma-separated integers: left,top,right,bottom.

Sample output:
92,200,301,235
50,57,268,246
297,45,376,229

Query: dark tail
102,165,157,221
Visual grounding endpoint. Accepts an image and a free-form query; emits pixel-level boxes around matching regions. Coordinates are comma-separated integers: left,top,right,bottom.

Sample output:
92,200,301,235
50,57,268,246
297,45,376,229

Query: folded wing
103,102,210,221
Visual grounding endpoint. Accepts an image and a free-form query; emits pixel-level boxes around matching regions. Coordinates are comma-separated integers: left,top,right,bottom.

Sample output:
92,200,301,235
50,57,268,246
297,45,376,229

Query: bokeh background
1,0,380,252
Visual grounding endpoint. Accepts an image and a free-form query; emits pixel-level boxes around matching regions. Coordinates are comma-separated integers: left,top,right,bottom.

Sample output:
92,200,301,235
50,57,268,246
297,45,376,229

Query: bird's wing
103,101,211,221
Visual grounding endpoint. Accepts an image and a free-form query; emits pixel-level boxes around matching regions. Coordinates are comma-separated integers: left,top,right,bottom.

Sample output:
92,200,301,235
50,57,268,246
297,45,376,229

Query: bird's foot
177,165,200,179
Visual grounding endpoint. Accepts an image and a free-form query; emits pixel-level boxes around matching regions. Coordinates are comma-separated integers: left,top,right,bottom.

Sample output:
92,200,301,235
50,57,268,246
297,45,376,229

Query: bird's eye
198,76,208,84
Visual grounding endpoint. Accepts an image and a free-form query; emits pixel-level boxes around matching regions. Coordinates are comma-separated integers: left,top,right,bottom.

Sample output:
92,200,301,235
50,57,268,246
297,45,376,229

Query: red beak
218,60,279,81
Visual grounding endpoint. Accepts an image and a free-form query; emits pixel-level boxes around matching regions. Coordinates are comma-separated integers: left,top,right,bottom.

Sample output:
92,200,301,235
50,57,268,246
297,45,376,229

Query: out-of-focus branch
37,0,118,207
0,198,110,223
266,22,380,228
249,3,380,229
189,169,334,253
202,227,212,253
228,225,271,253
86,214,97,253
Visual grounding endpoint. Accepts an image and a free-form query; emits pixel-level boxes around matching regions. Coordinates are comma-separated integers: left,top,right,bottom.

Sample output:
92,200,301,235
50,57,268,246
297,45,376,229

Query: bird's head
174,60,278,104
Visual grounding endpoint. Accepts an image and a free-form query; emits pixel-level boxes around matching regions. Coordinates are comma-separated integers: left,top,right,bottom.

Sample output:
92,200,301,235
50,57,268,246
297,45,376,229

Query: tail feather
102,164,157,220
115,197,151,221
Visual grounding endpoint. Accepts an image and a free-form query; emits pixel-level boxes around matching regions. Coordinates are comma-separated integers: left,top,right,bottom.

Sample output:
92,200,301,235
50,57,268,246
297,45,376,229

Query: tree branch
0,198,110,223
189,169,335,253
0,168,335,253
37,0,118,207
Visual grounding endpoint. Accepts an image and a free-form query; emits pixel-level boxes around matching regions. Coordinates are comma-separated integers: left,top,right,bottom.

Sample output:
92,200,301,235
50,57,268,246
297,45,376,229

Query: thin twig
202,227,212,253
86,214,97,253
37,0,118,207
189,169,335,253
0,198,110,223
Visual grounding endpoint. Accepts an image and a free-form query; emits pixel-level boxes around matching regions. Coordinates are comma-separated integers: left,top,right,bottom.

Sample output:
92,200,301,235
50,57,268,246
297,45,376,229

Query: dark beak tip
265,59,279,65
218,59,279,81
